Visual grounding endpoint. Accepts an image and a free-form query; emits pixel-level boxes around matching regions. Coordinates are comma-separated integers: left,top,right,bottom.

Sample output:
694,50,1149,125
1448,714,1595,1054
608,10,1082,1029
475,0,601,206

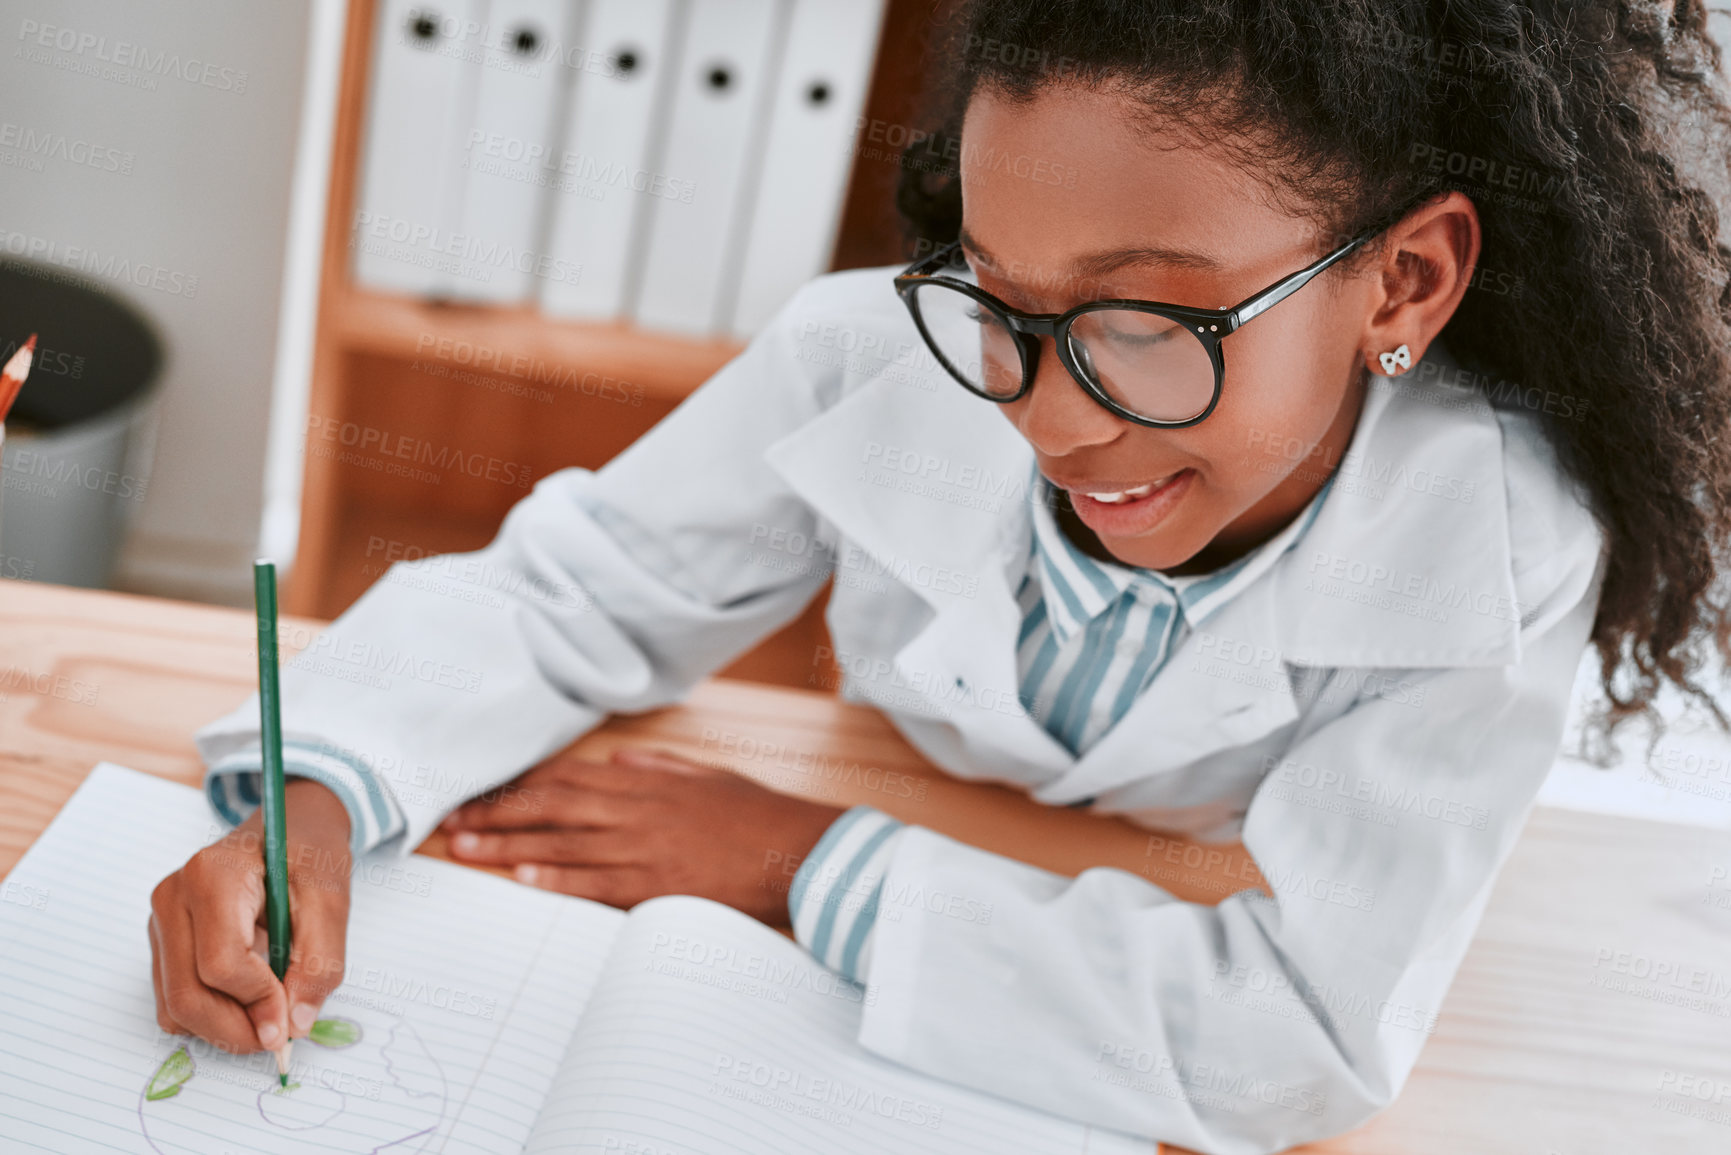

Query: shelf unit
289,0,943,690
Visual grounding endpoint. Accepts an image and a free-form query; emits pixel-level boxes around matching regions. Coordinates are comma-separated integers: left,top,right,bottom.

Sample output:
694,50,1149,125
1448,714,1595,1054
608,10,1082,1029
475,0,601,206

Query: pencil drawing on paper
137,1006,449,1153
143,1046,193,1101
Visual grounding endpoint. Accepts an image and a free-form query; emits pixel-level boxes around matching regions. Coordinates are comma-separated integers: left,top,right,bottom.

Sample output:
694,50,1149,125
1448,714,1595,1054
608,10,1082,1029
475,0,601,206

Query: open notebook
0,764,1152,1154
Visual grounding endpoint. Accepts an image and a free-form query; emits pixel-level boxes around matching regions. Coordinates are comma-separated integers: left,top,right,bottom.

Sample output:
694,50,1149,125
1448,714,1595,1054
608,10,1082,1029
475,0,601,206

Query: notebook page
524,895,1156,1154
0,763,625,1154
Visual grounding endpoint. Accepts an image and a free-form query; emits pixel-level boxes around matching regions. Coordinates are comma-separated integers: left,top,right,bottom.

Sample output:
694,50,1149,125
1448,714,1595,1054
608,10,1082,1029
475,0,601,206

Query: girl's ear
1361,191,1481,374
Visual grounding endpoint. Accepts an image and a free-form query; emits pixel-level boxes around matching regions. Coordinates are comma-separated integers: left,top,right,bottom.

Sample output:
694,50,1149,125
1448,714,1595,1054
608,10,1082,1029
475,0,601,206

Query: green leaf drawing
145,1046,194,1101
308,1017,362,1049
273,1081,302,1095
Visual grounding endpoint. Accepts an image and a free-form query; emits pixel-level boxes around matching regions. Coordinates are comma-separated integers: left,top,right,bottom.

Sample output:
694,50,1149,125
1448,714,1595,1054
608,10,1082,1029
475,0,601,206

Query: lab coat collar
1269,348,1521,668
762,338,1520,672
764,365,1040,611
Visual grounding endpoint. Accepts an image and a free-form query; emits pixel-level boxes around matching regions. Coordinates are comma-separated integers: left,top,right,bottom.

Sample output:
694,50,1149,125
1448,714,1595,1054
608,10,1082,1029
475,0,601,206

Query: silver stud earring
1378,344,1412,375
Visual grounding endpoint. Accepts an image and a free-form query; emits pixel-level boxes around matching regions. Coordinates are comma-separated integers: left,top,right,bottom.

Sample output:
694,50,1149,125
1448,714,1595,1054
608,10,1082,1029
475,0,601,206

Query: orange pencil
0,334,36,421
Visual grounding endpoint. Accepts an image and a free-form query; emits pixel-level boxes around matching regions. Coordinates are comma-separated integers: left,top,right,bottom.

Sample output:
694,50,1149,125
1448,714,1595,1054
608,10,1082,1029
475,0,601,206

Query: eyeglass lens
908,278,1217,423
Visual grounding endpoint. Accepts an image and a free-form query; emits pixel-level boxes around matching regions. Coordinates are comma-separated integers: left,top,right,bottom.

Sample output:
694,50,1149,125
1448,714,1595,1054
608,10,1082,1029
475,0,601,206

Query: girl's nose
1009,336,1126,457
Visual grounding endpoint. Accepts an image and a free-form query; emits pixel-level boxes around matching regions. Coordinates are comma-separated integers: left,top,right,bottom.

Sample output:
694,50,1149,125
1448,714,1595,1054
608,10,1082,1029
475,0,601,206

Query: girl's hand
147,778,352,1054
441,747,846,925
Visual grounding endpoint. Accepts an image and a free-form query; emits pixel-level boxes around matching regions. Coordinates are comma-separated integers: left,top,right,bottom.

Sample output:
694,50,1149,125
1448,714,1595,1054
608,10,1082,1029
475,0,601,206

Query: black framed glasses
893,222,1388,428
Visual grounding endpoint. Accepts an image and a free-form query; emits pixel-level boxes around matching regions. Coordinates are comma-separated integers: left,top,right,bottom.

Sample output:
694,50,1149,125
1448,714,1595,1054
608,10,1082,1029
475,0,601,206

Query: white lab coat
198,266,1605,1154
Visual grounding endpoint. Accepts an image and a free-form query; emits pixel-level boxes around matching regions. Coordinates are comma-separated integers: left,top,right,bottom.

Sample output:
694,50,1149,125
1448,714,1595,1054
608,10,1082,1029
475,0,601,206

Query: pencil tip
279,1073,288,1088
23,334,35,351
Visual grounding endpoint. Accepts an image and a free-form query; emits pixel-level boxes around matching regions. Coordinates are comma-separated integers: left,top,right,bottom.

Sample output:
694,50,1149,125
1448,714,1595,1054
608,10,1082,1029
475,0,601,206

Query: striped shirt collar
1028,462,1335,646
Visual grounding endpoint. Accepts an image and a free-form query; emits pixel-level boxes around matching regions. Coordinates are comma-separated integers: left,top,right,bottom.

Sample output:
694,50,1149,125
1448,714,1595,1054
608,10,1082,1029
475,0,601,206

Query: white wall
0,0,319,606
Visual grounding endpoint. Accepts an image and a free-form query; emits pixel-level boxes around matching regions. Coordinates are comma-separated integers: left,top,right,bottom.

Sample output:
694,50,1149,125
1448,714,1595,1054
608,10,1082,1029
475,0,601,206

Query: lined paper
524,896,1156,1155
0,763,624,1154
2,764,1155,1153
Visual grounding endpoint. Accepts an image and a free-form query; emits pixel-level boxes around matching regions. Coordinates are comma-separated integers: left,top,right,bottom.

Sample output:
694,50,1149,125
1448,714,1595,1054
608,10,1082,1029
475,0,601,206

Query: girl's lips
1065,469,1196,536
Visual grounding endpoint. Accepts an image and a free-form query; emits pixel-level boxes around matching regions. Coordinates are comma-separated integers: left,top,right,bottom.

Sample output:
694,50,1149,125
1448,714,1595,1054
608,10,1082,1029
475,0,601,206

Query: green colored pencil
253,559,292,1087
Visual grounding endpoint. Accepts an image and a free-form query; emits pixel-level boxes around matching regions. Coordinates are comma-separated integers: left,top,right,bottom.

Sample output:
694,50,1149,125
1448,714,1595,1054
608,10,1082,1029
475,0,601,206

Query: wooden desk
3,579,1727,1153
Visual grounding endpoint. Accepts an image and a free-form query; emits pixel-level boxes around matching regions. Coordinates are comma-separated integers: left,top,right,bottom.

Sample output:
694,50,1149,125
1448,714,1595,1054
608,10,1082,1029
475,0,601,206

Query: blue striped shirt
793,465,1334,982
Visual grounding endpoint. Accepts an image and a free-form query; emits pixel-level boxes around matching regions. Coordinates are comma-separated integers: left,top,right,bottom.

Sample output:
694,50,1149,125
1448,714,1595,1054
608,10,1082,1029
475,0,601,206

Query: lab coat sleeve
195,276,855,857
853,536,1606,1151
203,740,409,859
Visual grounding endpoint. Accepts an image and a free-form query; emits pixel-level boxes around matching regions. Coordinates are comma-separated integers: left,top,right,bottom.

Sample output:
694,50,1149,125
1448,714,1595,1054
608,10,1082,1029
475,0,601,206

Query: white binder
538,0,680,320
630,0,785,336
447,0,576,304
726,0,886,337
351,0,484,296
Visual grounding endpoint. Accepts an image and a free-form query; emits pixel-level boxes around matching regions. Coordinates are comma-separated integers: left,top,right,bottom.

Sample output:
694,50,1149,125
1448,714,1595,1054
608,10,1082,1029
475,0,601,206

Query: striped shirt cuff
205,739,407,857
789,806,906,984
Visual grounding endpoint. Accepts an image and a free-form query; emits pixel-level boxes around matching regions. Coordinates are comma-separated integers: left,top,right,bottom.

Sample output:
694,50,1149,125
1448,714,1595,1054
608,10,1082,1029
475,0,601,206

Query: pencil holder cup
0,261,162,588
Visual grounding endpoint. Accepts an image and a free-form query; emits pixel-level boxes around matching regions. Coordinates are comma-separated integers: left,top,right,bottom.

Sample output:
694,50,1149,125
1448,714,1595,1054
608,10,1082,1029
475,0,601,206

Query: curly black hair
895,0,1731,758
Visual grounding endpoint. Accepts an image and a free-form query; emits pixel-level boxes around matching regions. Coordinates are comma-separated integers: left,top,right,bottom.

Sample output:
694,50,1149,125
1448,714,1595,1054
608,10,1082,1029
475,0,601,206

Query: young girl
149,1,1731,1149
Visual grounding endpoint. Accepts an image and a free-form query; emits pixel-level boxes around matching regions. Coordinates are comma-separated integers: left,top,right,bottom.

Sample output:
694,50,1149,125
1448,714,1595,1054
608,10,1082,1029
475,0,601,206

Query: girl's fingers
147,918,187,1036
448,826,641,866
443,794,555,832
610,746,713,776
522,754,646,795
438,753,706,833
512,863,650,907
446,780,639,832
282,862,350,1038
560,753,675,790
182,861,288,1050
149,893,269,1055
436,761,568,831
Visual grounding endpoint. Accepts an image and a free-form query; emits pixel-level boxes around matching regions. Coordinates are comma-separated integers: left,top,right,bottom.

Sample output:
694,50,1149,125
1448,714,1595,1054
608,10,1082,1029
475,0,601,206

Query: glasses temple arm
1227,229,1378,331
908,240,964,277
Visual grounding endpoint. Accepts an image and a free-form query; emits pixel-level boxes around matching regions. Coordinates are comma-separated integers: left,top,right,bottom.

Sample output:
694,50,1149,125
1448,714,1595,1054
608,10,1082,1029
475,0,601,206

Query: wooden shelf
286,0,944,695
330,288,744,405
